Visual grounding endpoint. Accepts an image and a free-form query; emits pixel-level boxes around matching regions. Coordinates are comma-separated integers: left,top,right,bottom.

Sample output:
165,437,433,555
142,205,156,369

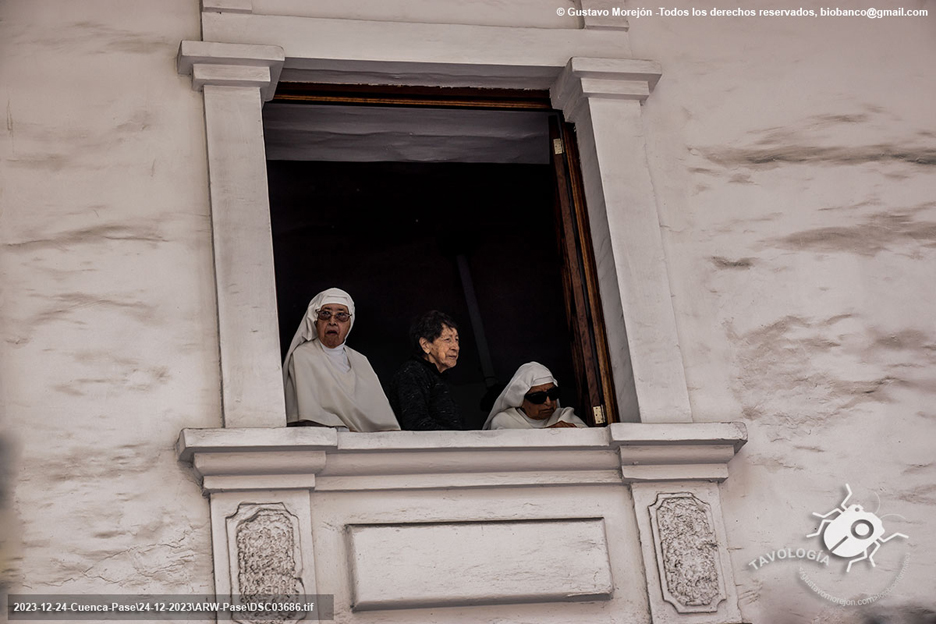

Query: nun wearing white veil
283,288,400,432
482,362,587,430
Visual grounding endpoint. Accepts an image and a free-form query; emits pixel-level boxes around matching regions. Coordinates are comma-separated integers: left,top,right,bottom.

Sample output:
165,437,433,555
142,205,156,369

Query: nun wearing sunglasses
482,362,587,430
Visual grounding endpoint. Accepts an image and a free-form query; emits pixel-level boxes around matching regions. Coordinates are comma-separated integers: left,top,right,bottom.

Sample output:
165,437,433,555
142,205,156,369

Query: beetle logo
807,484,908,573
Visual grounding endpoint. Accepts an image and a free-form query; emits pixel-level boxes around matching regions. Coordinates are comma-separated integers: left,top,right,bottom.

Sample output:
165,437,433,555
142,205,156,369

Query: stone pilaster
178,428,335,618
611,424,746,624
551,58,692,424
178,41,286,428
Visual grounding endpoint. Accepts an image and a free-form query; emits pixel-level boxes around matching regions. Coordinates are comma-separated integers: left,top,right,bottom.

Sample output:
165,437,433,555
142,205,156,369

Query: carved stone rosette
649,493,727,613
226,503,306,624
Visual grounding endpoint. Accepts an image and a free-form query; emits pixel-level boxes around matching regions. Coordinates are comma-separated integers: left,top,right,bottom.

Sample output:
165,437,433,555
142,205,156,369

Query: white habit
487,406,586,430
283,288,400,432
483,361,587,430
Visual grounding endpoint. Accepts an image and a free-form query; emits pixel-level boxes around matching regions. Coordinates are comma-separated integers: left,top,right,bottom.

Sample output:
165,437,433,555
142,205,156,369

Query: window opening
265,85,618,427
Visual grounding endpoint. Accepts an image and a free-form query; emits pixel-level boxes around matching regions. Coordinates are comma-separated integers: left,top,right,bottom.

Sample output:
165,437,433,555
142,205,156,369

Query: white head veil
483,362,558,429
281,287,399,431
283,288,356,378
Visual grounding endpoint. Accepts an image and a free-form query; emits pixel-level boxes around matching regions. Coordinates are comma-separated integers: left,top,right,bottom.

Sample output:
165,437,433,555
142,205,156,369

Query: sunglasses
317,309,352,322
523,387,560,404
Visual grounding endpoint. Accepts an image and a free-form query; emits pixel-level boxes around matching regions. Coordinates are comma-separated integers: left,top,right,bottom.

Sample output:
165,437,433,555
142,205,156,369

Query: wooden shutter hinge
592,405,606,425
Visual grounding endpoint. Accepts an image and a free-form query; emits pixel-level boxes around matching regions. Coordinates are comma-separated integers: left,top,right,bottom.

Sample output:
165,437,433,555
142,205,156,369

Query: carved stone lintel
649,493,726,613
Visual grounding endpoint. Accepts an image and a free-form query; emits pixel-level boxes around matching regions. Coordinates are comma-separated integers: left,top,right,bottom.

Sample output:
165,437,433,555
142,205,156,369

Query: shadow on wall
0,434,14,594
862,606,936,624
767,605,936,624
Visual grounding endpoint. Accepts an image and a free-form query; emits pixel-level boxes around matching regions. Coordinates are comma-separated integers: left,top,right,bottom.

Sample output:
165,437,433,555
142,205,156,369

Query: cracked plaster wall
627,1,936,621
1,0,935,621
0,1,216,594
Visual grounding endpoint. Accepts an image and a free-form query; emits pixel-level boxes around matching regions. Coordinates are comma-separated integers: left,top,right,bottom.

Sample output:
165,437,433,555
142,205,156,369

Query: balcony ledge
177,422,746,492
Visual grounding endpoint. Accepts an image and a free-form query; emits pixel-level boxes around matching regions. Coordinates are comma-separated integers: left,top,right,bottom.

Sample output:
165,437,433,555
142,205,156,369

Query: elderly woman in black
388,310,465,430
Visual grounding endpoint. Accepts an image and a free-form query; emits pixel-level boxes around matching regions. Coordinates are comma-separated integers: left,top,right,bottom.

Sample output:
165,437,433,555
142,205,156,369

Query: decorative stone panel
348,519,614,611
649,493,725,613
226,503,305,623
631,482,744,624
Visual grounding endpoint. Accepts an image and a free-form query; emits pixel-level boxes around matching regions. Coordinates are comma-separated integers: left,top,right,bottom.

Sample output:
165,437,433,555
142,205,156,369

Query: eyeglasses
523,387,560,404
316,309,352,322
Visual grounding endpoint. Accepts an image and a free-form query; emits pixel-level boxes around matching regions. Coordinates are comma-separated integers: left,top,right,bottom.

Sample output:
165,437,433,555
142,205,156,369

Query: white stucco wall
626,2,936,620
1,0,934,622
0,0,218,593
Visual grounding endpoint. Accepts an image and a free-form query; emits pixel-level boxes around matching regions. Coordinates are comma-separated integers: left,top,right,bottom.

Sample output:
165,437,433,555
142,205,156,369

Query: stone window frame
177,7,693,429
175,10,749,622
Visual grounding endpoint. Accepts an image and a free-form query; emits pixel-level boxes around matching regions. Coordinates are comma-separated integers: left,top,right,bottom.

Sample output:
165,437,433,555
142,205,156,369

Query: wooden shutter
549,116,618,425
